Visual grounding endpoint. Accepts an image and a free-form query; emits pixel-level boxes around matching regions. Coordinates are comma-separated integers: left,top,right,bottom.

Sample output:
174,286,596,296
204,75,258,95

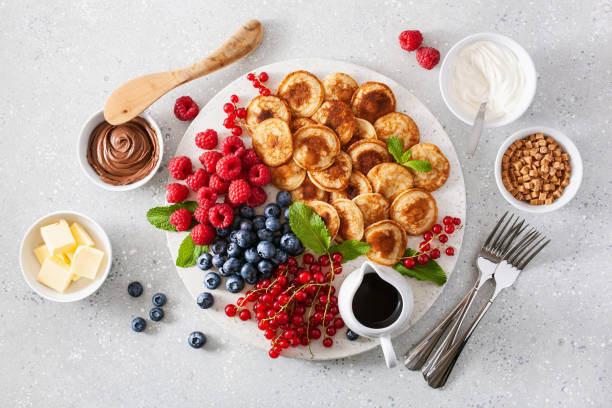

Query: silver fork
404,212,523,370
425,228,550,388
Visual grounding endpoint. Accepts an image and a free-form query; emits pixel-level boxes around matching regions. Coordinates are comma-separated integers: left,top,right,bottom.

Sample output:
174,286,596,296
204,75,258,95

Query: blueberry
271,249,288,265
196,253,213,270
280,233,299,252
226,275,245,293
231,215,243,230
240,219,254,231
276,190,292,208
240,263,258,284
188,331,206,348
196,292,214,309
265,217,281,232
229,230,239,244
283,207,290,220
258,269,272,280
212,254,226,268
235,229,254,249
226,242,242,258
204,272,221,289
222,257,242,276
257,228,274,242
264,203,281,218
257,260,273,275
281,221,292,235
131,317,146,332
149,307,164,322
346,329,359,341
239,205,254,219
253,215,266,230
257,241,276,259
215,227,230,238
211,239,228,255
152,293,167,307
244,247,261,264
127,282,143,297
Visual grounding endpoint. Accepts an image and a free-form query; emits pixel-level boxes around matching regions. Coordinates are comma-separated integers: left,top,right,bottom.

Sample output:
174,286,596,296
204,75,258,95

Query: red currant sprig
246,72,271,96
221,94,246,136
401,215,462,269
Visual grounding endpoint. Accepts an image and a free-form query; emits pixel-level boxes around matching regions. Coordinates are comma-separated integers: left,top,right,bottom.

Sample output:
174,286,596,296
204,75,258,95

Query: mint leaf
146,201,198,231
329,240,370,263
404,160,432,173
288,202,330,254
386,136,404,163
400,149,412,163
393,248,447,285
175,234,208,268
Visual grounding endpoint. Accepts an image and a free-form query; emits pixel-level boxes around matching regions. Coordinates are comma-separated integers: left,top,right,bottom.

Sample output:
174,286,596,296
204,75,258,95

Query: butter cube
70,246,104,279
37,255,73,293
70,222,95,247
61,253,72,264
71,274,81,282
40,220,76,256
33,244,51,265
64,248,76,262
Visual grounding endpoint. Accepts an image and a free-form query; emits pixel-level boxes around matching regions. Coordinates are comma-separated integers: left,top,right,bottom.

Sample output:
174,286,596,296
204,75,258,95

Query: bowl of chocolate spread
77,110,163,191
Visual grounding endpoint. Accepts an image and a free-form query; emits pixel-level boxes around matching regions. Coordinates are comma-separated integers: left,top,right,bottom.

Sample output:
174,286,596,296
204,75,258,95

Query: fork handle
403,286,475,370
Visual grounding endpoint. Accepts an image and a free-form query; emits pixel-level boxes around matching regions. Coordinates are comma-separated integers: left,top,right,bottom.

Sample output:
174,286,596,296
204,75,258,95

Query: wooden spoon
104,19,264,125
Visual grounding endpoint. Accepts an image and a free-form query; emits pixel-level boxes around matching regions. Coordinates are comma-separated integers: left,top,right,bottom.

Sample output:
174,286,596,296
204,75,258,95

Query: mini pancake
251,118,293,167
374,112,420,150
246,95,291,128
311,100,356,145
409,143,450,191
390,188,438,236
308,151,352,192
322,73,358,105
330,170,373,201
346,139,392,175
277,70,324,117
331,199,364,242
270,160,306,191
351,82,396,123
306,200,340,241
352,193,390,227
367,162,414,201
364,220,407,266
290,177,329,203
292,125,341,171
290,117,316,133
346,118,378,148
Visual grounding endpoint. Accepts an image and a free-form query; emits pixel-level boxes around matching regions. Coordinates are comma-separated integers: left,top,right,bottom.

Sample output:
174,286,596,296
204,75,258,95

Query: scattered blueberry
253,215,266,230
127,281,143,298
204,272,221,289
257,260,273,275
196,253,213,270
222,257,242,276
196,292,214,309
226,275,245,293
271,249,288,265
283,207,290,220
211,239,228,255
229,230,239,244
131,317,146,332
346,329,359,341
257,241,276,259
240,219,254,231
226,242,242,258
257,228,274,241
215,227,230,238
152,293,167,307
280,233,301,254
149,307,164,321
188,331,207,348
244,247,261,264
276,190,292,208
212,254,226,268
265,217,281,232
240,263,258,284
264,203,281,218
235,229,254,249
239,205,254,219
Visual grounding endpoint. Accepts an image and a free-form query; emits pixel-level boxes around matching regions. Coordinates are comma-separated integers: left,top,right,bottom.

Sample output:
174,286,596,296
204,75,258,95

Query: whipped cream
449,40,527,120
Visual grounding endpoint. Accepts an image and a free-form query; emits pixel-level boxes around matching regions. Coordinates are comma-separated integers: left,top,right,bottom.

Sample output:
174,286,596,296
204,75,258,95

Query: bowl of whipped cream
439,32,537,127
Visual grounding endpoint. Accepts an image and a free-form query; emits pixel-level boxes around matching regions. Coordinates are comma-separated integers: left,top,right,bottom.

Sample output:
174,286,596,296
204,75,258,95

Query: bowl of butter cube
19,211,112,302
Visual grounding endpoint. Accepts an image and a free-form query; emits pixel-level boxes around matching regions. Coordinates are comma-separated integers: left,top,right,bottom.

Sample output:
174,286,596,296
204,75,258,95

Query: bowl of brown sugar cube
495,126,583,213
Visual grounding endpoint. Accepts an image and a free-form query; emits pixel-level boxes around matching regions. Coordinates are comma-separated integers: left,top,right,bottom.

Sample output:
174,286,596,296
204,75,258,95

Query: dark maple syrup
352,273,402,329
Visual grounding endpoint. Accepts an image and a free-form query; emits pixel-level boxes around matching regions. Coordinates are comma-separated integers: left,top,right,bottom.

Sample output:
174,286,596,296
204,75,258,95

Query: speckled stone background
1,1,610,407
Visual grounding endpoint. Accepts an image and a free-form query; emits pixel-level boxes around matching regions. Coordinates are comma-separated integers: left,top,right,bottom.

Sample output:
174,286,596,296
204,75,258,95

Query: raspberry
247,186,267,208
185,168,209,191
168,156,192,180
195,129,218,150
224,194,241,209
208,173,230,195
228,179,251,204
241,148,262,168
215,155,242,181
196,186,218,206
174,96,199,121
248,164,271,187
416,47,441,70
237,168,249,182
191,223,215,246
199,151,223,173
208,203,234,228
193,206,211,224
166,183,189,203
220,136,246,158
398,30,423,52
169,208,192,231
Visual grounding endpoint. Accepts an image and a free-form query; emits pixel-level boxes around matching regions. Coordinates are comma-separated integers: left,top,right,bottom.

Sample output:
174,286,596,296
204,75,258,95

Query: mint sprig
288,202,331,255
387,136,432,173
393,248,447,285
146,201,198,231
329,240,370,263
176,235,208,268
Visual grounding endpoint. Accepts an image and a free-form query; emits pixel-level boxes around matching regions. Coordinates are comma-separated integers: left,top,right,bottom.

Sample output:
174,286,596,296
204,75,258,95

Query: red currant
258,72,269,82
326,326,336,336
230,94,239,104
300,336,309,346
225,304,237,317
318,255,330,266
236,107,247,119
333,317,344,329
264,329,275,339
277,275,287,287
419,241,431,252
403,257,416,269
239,309,251,321
446,247,455,256
432,224,443,234
309,328,321,339
223,103,234,113
309,264,321,274
444,224,455,234
278,339,289,349
298,271,312,284
443,216,453,225
331,252,343,263
423,231,433,241
291,315,304,326
246,73,255,81
261,88,271,96
314,272,325,283
329,305,339,315
329,295,338,305
287,257,297,266
438,234,448,243
252,80,261,88
322,337,333,348
231,126,243,136
453,217,461,225
417,254,430,265
332,263,343,274
223,117,234,129
269,348,280,358
430,248,441,259
303,253,314,264
295,290,307,302
257,320,268,330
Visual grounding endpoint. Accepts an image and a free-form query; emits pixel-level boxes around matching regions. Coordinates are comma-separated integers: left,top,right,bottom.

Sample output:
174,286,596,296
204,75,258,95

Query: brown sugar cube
553,190,562,199
539,192,547,200
561,153,570,160
561,179,569,187
530,199,538,205
520,166,529,175
512,162,522,171
536,133,544,140
539,146,548,154
525,140,533,148
535,153,543,160
545,136,554,143
530,134,537,141
552,161,561,169
538,140,547,148
541,164,549,173
531,191,538,199
524,156,532,165
548,143,557,150
545,198,553,205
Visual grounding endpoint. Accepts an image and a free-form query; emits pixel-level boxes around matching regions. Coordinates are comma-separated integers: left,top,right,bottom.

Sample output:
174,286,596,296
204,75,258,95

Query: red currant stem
321,252,335,328
305,285,322,359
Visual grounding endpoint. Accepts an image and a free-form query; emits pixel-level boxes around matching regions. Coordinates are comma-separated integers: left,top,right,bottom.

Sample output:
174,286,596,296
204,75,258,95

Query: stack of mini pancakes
247,70,450,266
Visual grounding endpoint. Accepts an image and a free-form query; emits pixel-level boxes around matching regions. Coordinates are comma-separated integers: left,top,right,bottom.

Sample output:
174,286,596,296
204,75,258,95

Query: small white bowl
19,211,113,302
439,32,537,128
494,126,583,213
77,109,163,191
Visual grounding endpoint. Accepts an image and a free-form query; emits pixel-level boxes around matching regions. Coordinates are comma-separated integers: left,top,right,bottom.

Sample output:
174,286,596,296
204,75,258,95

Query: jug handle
380,335,397,368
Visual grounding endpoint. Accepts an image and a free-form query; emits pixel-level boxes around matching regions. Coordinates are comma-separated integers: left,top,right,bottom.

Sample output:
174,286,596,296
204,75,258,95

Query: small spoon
104,19,264,125
466,101,487,158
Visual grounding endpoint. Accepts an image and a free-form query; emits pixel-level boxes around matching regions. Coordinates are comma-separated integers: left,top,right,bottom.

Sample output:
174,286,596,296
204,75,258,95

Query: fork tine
498,219,526,254
504,229,538,262
483,212,508,248
508,233,541,264
490,214,514,250
518,238,550,269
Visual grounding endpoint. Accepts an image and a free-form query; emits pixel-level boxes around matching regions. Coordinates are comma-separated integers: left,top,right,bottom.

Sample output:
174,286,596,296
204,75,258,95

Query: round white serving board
166,58,466,360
